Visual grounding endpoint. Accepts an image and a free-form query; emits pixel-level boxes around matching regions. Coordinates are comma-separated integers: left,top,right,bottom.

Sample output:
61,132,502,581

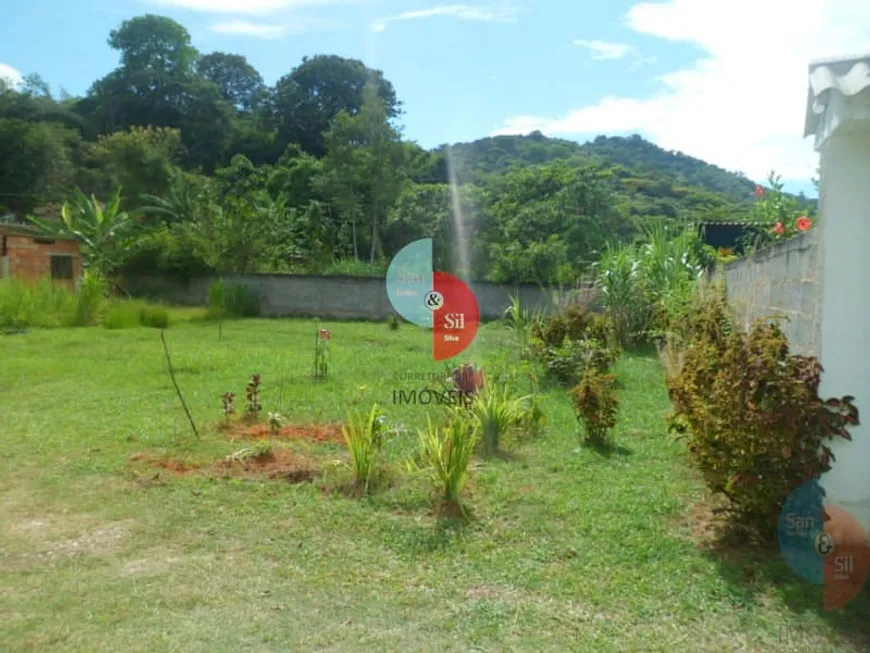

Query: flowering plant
314,326,331,378
752,172,815,242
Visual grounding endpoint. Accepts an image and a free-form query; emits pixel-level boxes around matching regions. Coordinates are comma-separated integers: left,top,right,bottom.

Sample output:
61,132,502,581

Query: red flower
796,216,812,232
319,328,332,341
755,185,765,198
773,222,785,235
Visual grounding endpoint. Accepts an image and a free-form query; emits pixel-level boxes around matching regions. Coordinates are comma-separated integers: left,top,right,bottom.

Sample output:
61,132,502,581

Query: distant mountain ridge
438,132,758,202
435,132,815,225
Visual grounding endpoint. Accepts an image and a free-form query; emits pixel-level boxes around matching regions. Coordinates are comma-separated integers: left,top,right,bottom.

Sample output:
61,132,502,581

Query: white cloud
374,3,519,31
0,63,23,88
574,40,632,61
574,39,657,71
152,0,346,15
210,20,287,38
494,0,870,184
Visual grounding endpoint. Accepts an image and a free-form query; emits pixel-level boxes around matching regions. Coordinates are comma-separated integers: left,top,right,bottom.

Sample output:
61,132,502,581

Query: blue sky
3,0,869,197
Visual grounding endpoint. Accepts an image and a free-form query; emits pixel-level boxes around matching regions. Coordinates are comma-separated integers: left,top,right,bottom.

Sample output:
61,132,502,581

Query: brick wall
3,233,81,286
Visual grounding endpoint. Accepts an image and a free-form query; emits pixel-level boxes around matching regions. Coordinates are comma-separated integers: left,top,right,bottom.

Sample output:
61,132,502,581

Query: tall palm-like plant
28,186,136,277
137,170,202,224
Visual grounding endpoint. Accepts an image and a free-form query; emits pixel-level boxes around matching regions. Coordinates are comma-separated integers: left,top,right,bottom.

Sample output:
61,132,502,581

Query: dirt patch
214,448,317,483
132,447,317,484
675,495,779,561
155,460,200,475
229,422,344,444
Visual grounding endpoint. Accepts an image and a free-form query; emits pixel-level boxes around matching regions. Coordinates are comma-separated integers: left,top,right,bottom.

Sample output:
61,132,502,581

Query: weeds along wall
712,230,822,357
124,274,599,321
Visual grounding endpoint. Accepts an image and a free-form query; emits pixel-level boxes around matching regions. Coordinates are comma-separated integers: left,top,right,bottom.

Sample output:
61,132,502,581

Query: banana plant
28,186,136,276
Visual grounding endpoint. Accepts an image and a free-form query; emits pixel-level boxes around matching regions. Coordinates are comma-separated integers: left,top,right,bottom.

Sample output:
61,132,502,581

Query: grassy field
1,318,868,652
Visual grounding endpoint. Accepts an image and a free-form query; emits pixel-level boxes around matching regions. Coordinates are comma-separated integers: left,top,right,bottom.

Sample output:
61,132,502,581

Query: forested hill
441,132,758,204
0,13,815,285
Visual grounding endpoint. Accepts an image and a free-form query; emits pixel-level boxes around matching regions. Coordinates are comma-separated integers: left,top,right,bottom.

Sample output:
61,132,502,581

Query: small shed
0,223,82,289
698,221,767,254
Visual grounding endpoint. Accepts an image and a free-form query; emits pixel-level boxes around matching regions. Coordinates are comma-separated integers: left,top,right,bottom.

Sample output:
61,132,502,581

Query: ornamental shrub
667,290,858,538
571,367,620,447
530,305,620,385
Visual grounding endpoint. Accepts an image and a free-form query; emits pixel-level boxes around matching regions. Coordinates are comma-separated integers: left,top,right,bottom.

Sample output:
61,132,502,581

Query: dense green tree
267,144,322,208
274,55,399,157
197,52,265,112
0,119,82,214
89,126,183,204
320,82,405,262
108,14,198,77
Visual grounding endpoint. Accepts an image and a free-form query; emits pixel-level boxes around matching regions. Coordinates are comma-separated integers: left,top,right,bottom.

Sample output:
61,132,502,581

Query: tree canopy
0,13,815,283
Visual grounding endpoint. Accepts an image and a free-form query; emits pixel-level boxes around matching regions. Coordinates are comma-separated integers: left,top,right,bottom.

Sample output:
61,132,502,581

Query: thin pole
159,329,199,440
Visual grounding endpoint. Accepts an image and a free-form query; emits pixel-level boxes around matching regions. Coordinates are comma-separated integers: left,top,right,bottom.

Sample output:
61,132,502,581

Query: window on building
50,255,74,280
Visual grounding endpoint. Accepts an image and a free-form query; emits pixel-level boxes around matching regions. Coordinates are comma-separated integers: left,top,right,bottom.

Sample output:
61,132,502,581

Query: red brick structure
0,224,82,290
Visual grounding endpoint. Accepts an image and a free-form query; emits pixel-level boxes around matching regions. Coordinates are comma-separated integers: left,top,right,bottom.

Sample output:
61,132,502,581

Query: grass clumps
102,300,171,329
0,272,106,329
208,278,261,319
417,415,479,517
341,403,389,494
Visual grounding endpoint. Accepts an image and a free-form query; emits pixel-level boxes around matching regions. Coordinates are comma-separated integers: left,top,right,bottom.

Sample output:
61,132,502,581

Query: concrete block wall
126,273,598,321
713,231,821,357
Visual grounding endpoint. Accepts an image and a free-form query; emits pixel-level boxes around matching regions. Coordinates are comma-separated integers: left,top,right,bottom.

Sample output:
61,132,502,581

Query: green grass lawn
1,318,868,652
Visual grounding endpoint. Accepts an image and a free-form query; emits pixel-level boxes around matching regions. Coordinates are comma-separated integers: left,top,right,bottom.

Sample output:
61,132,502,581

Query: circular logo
779,478,870,611
815,532,836,557
386,238,481,361
424,290,444,311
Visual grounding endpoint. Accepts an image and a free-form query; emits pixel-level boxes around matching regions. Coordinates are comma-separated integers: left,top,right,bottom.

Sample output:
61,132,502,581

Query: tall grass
102,300,171,330
208,279,261,319
504,293,542,359
71,270,108,326
0,273,106,329
466,384,528,456
595,221,709,347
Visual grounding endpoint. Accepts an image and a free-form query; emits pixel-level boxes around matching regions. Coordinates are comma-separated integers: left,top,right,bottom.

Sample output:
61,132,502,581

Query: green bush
570,367,620,447
531,303,593,349
138,304,170,329
667,289,857,537
596,221,707,347
208,279,261,319
530,305,620,385
102,300,171,329
71,270,107,326
102,303,142,329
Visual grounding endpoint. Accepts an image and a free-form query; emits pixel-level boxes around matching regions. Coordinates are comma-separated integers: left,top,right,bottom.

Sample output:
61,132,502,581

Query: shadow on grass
698,521,870,650
576,440,633,458
622,343,661,360
373,500,477,557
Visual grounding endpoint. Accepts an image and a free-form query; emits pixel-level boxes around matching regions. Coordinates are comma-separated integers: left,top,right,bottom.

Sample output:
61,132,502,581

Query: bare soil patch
229,422,344,444
215,448,317,482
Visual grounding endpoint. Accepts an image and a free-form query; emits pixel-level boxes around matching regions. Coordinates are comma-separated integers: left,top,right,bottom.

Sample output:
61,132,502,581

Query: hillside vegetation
0,13,814,284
